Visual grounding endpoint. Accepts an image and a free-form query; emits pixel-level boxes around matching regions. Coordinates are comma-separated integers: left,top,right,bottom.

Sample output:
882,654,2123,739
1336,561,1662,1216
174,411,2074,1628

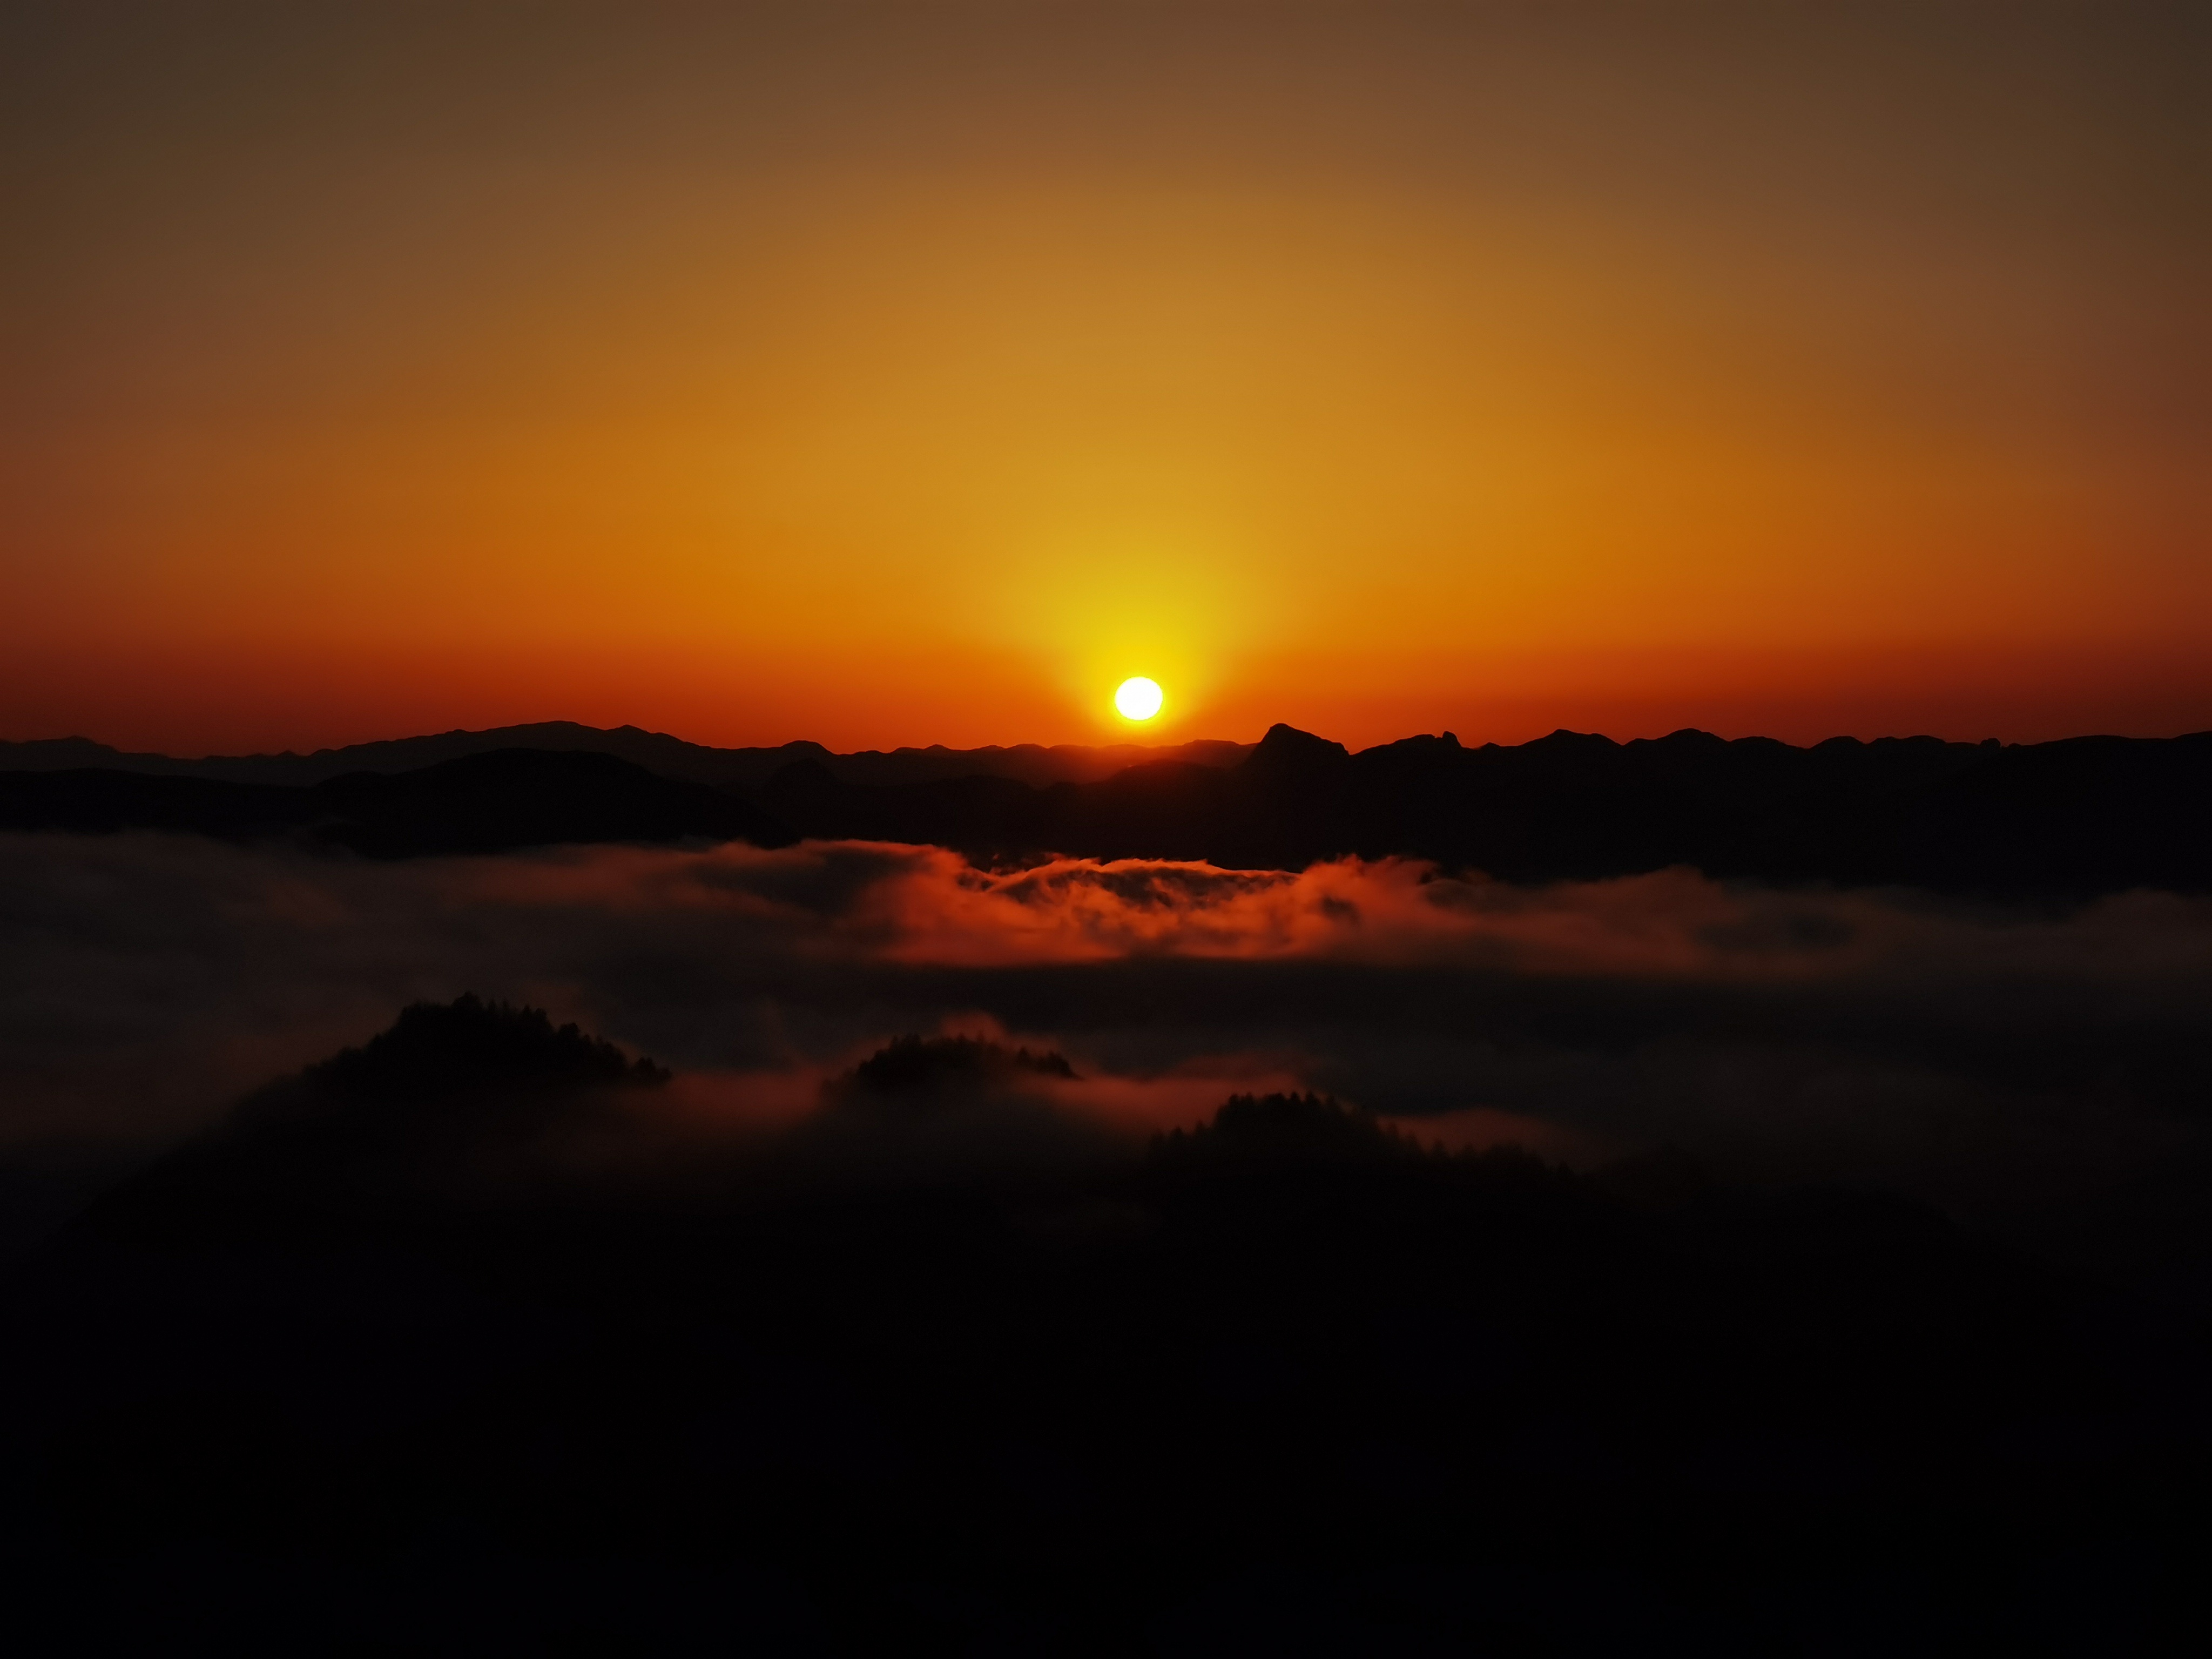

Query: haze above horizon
3,3,2206,754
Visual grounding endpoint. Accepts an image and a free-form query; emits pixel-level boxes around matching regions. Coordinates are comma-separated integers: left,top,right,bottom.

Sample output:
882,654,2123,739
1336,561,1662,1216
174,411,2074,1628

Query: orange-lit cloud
9,831,2210,1220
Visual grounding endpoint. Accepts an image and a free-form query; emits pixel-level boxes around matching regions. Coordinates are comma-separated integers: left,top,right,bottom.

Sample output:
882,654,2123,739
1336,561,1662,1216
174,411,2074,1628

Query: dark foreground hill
3,1000,2206,1651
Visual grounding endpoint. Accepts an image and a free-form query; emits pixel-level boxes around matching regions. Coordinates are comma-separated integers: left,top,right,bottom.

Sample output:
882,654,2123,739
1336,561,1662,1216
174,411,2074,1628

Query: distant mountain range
0,722,1252,790
5,719,2211,895
0,748,792,860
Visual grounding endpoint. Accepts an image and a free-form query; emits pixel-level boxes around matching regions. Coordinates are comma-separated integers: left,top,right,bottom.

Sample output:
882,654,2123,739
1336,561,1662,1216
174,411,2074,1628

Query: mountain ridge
5,722,2210,894
0,721,1255,791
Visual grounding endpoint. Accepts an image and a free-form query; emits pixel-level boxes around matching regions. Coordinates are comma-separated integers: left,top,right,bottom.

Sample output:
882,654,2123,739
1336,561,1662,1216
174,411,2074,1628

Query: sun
1114,677,1164,721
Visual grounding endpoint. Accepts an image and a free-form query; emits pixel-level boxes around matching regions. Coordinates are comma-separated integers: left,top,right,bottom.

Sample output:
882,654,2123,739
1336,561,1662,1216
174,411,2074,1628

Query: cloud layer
4,832,2210,1242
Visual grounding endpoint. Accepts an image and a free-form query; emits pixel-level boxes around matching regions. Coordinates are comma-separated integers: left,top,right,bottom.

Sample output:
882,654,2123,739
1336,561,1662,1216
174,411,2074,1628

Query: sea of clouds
4,831,2210,1260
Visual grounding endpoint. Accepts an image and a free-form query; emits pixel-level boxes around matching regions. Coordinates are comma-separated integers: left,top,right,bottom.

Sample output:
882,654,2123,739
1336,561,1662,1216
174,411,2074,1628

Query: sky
3,2,2207,755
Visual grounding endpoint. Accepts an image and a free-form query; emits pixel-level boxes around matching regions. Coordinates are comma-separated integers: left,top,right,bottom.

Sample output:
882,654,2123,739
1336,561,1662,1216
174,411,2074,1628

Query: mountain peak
1247,724,1351,771
303,995,670,1106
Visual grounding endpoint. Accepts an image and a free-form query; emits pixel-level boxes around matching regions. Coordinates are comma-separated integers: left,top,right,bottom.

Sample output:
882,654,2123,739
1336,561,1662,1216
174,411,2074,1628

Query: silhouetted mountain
840,1033,1080,1097
9,724,2212,892
1155,1088,1463,1168
73,997,672,1253
0,722,1253,790
0,747,793,857
766,721,2212,895
4,1003,2207,1648
305,993,671,1098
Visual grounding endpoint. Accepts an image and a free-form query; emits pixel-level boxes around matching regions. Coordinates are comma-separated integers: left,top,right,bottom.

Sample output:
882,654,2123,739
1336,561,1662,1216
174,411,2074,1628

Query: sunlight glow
1114,677,1164,721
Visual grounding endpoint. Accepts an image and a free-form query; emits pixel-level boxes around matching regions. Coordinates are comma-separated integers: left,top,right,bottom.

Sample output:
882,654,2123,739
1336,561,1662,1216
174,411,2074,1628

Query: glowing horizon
3,6,2206,757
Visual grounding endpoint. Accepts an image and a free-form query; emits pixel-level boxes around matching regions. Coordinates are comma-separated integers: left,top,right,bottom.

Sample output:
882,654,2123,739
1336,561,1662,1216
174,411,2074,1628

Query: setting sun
1114,678,1164,721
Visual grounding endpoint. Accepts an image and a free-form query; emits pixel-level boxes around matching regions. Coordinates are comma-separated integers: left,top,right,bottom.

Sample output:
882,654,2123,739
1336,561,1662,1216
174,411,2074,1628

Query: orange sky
3,4,2207,754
